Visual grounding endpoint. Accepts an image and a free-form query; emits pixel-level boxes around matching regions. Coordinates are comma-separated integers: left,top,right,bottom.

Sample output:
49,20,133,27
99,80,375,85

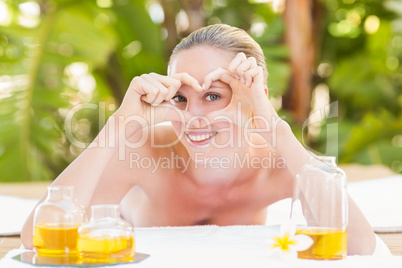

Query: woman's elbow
21,221,34,250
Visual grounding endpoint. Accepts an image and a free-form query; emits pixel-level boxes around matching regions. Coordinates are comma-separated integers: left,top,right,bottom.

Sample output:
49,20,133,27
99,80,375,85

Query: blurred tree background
0,0,401,182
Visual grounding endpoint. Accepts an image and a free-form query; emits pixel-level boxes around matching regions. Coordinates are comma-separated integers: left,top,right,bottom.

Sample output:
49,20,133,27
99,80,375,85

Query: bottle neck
47,186,74,201
90,204,120,221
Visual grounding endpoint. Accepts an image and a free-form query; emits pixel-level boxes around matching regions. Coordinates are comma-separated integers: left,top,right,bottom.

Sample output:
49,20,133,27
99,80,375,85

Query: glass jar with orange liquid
291,155,348,260
33,186,86,256
77,204,135,263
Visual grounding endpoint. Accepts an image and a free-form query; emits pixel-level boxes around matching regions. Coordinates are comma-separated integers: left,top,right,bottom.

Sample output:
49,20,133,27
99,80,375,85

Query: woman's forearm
48,114,143,204
255,117,310,178
347,197,376,255
21,113,142,249
257,114,376,255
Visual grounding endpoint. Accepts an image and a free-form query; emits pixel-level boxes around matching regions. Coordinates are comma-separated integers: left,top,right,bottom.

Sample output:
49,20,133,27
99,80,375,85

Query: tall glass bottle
33,186,86,256
291,155,348,260
77,204,135,262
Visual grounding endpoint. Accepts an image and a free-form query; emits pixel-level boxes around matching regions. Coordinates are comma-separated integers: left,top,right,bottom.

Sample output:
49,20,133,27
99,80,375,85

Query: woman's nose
185,100,205,114
185,101,210,129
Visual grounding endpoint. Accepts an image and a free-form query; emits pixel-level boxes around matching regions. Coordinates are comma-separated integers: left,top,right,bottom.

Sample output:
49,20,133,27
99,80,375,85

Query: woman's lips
185,131,218,146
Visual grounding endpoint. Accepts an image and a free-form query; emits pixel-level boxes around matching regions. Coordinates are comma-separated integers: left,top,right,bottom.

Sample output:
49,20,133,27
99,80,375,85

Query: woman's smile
185,130,218,147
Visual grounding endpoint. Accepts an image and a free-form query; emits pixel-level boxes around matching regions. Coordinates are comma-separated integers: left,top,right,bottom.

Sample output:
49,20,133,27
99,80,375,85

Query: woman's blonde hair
170,24,268,84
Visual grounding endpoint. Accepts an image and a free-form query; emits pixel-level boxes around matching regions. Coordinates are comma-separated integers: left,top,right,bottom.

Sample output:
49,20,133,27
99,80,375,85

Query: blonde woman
22,24,376,255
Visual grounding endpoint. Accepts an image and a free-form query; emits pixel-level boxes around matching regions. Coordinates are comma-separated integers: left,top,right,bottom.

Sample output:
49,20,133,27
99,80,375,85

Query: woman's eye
205,94,220,101
172,95,187,102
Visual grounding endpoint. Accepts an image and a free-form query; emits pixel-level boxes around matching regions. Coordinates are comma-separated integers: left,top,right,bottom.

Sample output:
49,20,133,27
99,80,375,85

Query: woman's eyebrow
174,90,183,95
208,81,229,89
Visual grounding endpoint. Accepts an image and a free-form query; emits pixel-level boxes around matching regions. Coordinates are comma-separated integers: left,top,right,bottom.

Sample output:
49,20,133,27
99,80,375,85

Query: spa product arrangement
291,156,348,260
29,186,140,265
24,156,349,265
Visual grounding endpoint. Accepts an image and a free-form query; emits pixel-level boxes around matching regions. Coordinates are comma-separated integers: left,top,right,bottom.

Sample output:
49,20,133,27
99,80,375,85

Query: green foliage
0,0,165,181
0,0,400,182
314,0,402,172
341,110,402,164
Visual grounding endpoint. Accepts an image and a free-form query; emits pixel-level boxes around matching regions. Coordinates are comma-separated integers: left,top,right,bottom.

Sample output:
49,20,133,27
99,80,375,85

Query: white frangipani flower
267,221,314,259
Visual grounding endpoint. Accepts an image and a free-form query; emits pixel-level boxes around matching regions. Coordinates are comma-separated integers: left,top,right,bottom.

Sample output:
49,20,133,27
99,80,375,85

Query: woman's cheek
209,122,237,148
171,121,185,138
212,131,232,148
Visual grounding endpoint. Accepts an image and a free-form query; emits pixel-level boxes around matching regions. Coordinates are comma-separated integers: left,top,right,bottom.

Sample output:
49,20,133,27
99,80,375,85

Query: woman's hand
115,72,203,128
202,53,280,137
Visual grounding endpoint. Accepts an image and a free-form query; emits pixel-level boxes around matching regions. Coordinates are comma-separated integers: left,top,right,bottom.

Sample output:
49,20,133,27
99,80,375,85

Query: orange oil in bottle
296,228,347,260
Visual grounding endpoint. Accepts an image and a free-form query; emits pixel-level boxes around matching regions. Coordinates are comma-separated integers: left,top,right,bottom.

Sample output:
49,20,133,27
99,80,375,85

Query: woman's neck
182,144,263,188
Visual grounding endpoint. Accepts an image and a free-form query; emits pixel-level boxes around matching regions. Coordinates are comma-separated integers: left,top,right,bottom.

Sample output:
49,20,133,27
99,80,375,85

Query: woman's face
168,46,239,159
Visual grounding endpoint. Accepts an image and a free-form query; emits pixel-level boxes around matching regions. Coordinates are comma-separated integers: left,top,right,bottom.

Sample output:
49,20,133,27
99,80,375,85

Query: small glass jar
77,204,135,262
33,186,86,256
291,155,348,260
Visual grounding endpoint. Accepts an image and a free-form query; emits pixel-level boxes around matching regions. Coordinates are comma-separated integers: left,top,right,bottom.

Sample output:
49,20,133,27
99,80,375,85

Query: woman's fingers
138,72,203,106
238,57,257,86
141,74,170,105
228,53,257,84
147,73,183,105
122,72,203,126
158,72,204,102
203,67,235,89
171,72,203,92
244,66,263,88
227,52,247,73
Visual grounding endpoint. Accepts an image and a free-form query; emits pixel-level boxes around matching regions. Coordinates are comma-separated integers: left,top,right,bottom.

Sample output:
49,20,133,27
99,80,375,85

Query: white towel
0,195,38,236
347,175,402,232
266,175,402,233
1,226,401,268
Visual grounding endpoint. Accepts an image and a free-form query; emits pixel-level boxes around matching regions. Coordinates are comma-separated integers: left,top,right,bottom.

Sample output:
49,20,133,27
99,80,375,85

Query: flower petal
266,237,279,250
277,245,298,259
293,234,314,251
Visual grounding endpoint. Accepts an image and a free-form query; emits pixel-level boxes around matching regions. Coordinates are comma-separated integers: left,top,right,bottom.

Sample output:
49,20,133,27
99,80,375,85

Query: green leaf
340,110,402,164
